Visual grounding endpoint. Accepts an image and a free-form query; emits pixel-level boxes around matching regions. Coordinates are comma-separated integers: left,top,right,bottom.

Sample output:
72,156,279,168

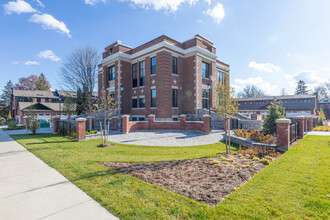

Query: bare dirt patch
100,154,278,205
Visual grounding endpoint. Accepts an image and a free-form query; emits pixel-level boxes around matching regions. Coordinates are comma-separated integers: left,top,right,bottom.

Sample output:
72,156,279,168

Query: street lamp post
208,82,212,116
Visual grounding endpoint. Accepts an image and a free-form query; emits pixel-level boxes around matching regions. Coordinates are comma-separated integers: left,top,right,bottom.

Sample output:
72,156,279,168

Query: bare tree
92,89,118,147
237,85,265,98
59,45,100,114
314,82,330,100
62,95,76,119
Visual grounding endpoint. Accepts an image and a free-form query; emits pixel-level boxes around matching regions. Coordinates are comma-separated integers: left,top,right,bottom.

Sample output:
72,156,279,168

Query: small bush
234,129,276,144
260,158,270,165
313,126,330,132
86,130,98,135
318,118,324,126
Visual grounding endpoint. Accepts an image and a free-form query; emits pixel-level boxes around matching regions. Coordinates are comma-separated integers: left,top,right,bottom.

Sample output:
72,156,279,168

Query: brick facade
276,118,291,151
98,34,229,120
76,118,86,141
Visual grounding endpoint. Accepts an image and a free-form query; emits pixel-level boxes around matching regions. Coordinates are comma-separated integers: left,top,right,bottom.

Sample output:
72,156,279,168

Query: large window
150,57,156,75
172,89,178,108
151,89,156,107
139,61,145,86
45,98,49,103
132,98,137,108
37,98,41,102
109,65,115,81
139,98,145,108
202,89,208,108
172,56,178,74
132,63,137,88
202,62,209,78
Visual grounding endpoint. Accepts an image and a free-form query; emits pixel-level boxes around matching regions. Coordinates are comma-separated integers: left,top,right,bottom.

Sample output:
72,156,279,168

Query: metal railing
57,119,76,138
290,122,298,144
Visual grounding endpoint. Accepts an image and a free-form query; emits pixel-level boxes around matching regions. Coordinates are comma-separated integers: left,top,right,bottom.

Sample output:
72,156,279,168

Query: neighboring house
238,94,319,118
98,34,230,121
10,89,97,123
319,99,330,119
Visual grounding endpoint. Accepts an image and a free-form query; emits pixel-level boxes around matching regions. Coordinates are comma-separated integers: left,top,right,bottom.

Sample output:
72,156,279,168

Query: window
132,117,137,121
151,89,156,107
139,117,145,121
202,89,208,108
139,98,145,108
217,70,225,84
132,98,137,108
139,61,145,86
132,63,137,88
172,89,178,107
109,65,115,81
150,57,156,75
52,99,58,103
45,98,49,103
37,98,41,102
202,62,209,78
172,56,178,74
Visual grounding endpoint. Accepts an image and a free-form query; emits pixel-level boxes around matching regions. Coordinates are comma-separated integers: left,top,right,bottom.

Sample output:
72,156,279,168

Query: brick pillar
295,116,305,139
121,115,130,133
112,117,118,131
148,114,155,130
53,116,60,134
203,115,211,134
87,117,94,131
307,116,313,131
276,118,291,152
180,114,186,130
304,117,308,133
76,118,86,141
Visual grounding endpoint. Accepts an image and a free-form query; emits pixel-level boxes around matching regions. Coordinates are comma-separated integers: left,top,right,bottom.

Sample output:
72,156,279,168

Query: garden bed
100,153,278,205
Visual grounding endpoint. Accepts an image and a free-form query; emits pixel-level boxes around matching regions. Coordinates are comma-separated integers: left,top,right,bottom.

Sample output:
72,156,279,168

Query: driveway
0,130,117,220
107,130,224,146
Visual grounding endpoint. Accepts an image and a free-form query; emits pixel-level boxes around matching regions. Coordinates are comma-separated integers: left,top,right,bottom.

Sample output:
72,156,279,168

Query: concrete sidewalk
0,130,118,220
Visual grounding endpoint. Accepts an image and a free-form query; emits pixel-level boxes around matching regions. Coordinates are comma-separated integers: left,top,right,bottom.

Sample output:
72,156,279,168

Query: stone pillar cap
112,116,118,118
179,114,186,117
148,114,155,117
122,115,130,118
203,114,211,117
76,118,87,122
276,118,291,124
295,116,305,119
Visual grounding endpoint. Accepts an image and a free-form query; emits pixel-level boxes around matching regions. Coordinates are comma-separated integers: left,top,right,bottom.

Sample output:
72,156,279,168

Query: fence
289,121,298,144
57,119,76,138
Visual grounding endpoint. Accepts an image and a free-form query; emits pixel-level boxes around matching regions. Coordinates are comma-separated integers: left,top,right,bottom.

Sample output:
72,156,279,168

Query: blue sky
1,0,330,95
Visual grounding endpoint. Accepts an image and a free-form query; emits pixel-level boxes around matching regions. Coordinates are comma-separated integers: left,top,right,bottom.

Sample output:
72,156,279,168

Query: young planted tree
262,100,285,135
215,73,239,154
93,89,118,147
26,105,39,135
62,95,76,119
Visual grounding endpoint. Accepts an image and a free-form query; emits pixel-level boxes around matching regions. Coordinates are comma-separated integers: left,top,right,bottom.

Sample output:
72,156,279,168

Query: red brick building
98,34,230,121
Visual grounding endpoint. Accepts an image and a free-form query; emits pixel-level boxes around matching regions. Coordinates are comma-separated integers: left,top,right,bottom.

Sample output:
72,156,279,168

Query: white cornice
216,64,230,71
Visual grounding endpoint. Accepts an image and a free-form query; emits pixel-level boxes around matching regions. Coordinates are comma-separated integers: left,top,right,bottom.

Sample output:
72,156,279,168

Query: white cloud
29,13,71,38
84,0,107,6
3,0,36,15
38,50,60,61
203,3,225,24
12,61,19,64
323,68,330,72
248,61,281,72
284,70,326,91
204,0,211,4
34,0,45,7
233,76,277,95
127,0,198,12
196,19,203,24
24,61,40,65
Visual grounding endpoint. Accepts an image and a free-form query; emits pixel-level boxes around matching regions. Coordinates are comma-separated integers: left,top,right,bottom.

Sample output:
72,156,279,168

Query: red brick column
180,114,186,130
276,118,291,152
76,118,86,141
307,116,313,131
121,115,130,133
148,114,155,130
53,117,60,134
112,117,118,131
295,116,305,139
304,117,308,133
203,115,211,134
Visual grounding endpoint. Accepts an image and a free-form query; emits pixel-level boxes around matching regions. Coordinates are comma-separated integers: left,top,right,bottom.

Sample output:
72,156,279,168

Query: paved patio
0,130,117,220
107,130,224,146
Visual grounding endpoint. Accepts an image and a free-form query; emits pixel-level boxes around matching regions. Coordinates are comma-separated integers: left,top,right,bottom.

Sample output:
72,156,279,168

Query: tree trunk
100,121,104,146
224,117,228,154
228,118,231,155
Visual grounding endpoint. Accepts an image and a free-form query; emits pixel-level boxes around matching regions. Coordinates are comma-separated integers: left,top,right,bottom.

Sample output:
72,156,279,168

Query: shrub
318,118,324,126
7,120,17,130
260,158,270,165
313,126,330,132
234,129,276,144
86,130,98,135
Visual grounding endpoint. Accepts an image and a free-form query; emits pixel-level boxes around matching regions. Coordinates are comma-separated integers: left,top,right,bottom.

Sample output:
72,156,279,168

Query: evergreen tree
35,73,51,91
295,80,308,95
76,88,86,115
62,95,76,118
1,80,14,106
263,100,285,135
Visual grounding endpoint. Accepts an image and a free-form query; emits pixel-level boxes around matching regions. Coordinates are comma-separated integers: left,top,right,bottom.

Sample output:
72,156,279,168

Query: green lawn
12,134,329,219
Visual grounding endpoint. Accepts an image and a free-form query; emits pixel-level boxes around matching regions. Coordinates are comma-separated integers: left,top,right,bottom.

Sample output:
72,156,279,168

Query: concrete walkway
2,127,53,135
0,130,118,220
307,131,330,136
107,130,224,146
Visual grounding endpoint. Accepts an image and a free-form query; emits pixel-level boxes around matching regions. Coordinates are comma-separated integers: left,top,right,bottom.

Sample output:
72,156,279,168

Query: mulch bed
100,154,277,205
